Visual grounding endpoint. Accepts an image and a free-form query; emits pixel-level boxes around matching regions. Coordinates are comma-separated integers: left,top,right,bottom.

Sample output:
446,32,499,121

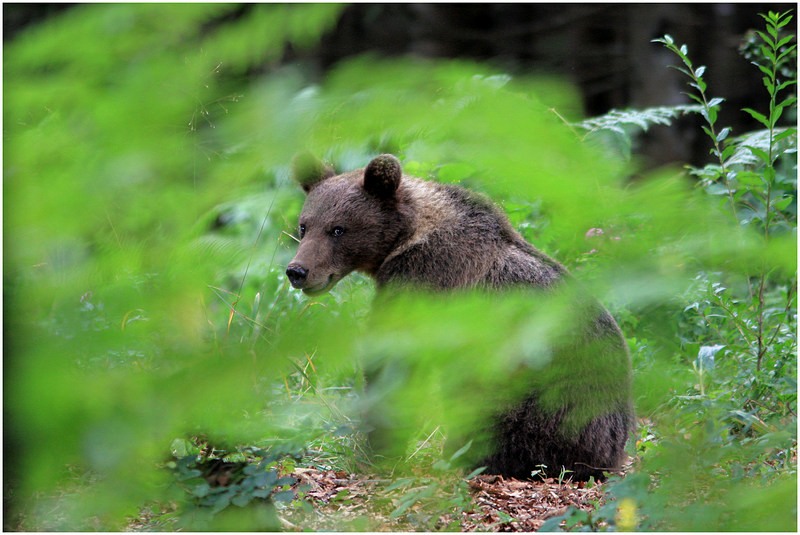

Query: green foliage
542,11,797,532
166,440,299,531
383,442,481,530
4,4,796,532
572,104,703,160
655,11,797,239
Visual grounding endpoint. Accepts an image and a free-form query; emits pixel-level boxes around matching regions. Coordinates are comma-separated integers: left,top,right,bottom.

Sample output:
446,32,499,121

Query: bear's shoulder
377,178,566,290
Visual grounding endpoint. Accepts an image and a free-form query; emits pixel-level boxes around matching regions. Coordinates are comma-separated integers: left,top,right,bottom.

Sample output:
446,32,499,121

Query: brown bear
286,153,633,481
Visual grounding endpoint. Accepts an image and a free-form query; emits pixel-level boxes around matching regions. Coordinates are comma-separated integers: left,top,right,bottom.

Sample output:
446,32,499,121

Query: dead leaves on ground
280,468,607,531
464,475,605,531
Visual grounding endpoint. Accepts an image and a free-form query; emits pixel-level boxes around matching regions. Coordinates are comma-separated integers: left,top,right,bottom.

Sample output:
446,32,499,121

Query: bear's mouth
301,275,339,296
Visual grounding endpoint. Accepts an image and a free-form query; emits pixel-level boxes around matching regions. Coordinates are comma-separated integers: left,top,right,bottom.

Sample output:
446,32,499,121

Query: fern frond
725,127,798,167
574,104,703,135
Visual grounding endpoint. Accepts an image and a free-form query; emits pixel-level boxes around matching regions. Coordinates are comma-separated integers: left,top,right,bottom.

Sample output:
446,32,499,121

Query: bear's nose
286,265,308,288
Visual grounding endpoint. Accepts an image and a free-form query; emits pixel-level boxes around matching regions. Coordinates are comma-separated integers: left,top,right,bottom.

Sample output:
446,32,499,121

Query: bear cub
286,153,633,481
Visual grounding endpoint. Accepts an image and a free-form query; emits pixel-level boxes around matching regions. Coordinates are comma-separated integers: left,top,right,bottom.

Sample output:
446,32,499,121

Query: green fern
572,104,702,160
575,104,703,136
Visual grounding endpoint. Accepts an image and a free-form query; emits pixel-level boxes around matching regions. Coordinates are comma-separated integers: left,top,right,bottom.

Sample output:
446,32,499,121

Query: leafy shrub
545,10,796,531
166,439,299,531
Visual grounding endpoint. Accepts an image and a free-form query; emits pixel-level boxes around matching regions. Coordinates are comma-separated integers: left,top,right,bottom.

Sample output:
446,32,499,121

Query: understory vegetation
5,5,796,531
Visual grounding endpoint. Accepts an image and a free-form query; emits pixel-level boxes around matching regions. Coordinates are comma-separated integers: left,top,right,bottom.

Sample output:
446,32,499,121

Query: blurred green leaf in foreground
4,4,795,531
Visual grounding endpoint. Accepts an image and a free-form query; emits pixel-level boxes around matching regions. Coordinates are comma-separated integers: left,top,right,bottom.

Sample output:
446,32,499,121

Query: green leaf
778,45,798,61
211,492,232,514
764,166,776,184
691,79,707,93
565,508,590,528
390,495,418,519
772,102,785,126
449,440,473,462
696,344,723,372
704,105,718,124
670,65,693,78
232,493,252,507
687,93,705,106
252,470,278,488
432,459,451,471
170,438,199,458
766,23,779,40
777,13,793,28
777,10,792,28
777,95,797,110
745,145,771,165
774,127,797,143
243,464,261,476
755,63,773,77
716,127,732,143
193,482,211,498
465,466,487,479
736,171,765,187
272,490,295,503
276,476,296,487
385,477,415,492
539,516,566,532
756,31,777,50
721,144,737,161
742,108,771,128
773,195,794,211
762,45,778,65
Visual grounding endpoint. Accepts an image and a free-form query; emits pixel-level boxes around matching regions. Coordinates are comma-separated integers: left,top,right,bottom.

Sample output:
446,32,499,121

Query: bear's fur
286,153,633,481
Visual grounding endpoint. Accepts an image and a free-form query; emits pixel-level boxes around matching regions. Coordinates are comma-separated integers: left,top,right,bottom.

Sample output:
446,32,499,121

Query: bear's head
286,153,408,295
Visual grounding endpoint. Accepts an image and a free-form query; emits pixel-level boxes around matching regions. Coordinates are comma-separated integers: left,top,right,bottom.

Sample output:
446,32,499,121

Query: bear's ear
363,154,402,199
291,152,335,193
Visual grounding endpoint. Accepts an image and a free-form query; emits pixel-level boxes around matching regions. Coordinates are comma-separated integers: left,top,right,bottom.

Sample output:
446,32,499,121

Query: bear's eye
298,224,306,239
331,226,345,238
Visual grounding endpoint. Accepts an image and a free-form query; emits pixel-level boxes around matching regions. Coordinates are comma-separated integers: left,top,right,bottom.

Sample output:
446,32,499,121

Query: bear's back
376,176,566,290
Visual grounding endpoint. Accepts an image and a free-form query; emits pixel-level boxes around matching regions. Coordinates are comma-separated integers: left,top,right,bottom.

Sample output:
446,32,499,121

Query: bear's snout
285,264,308,289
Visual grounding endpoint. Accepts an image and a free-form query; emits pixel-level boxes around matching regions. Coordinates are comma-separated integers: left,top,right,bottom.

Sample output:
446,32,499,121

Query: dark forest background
4,3,780,166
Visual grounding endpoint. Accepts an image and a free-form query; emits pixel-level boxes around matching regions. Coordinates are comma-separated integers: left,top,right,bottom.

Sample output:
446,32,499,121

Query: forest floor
12,455,620,532
280,468,611,531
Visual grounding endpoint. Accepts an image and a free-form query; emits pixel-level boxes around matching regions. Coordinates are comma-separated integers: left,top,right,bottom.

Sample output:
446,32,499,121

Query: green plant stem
753,12,788,370
756,274,767,370
760,277,797,371
659,13,796,373
763,17,779,241
691,75,738,220
707,298,756,347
